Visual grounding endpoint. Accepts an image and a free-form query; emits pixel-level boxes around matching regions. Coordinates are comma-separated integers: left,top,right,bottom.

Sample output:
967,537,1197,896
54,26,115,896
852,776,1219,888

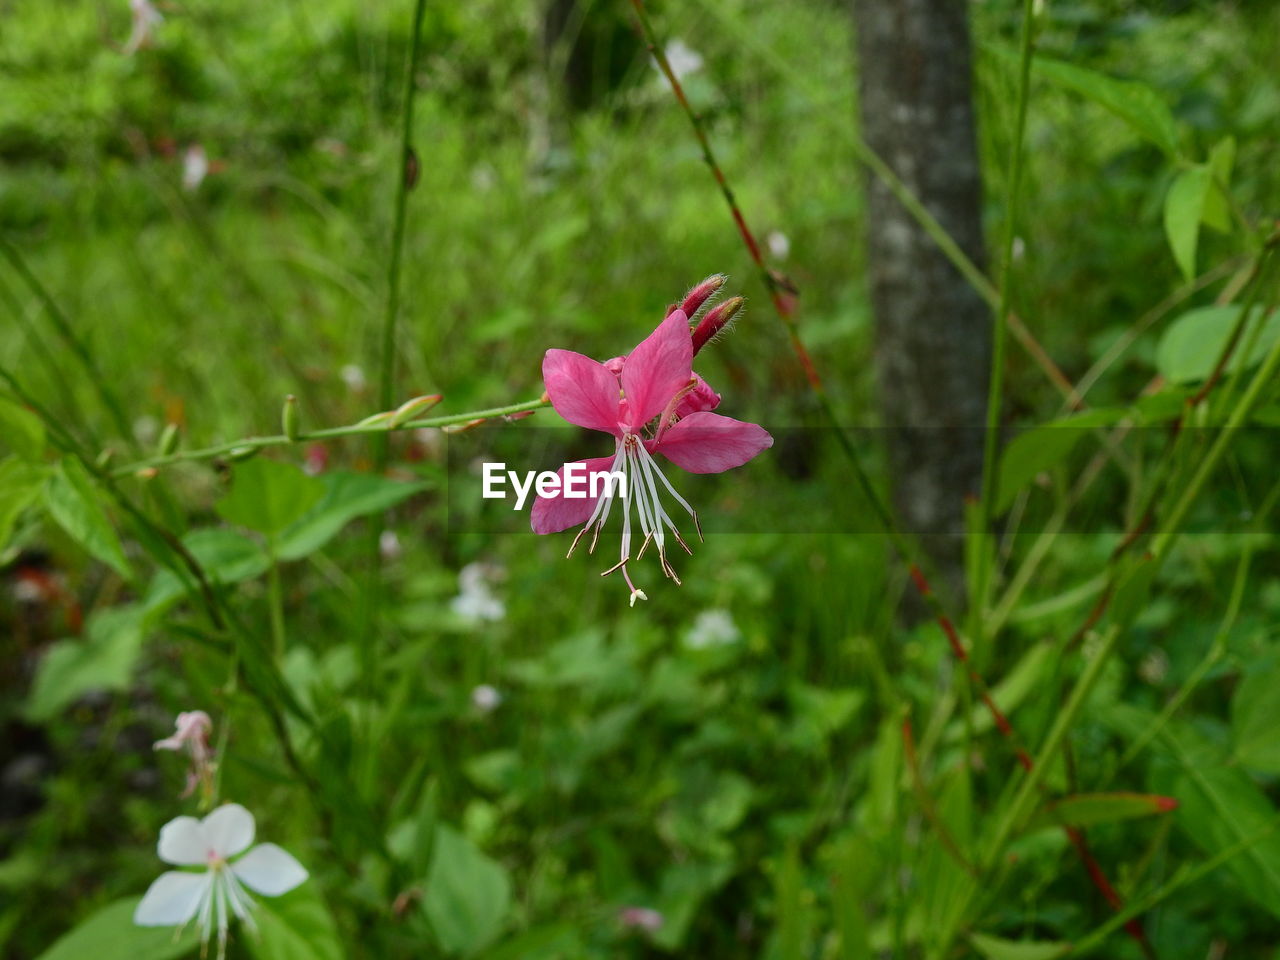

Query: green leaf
245,884,344,960
275,471,427,561
1202,135,1237,234
144,527,269,611
970,932,1066,960
1163,166,1211,282
1022,792,1177,835
1156,305,1280,383
649,860,733,952
216,459,324,538
422,824,512,956
1232,662,1280,772
996,408,1126,513
25,605,147,721
34,897,200,960
1030,55,1180,157
1161,723,1280,920
0,458,45,555
43,457,132,578
1110,553,1160,627
0,395,44,460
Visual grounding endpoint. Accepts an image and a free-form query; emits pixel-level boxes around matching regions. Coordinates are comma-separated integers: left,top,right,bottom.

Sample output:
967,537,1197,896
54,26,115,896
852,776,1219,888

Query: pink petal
673,374,721,419
653,411,773,474
621,309,693,429
531,455,619,534
543,349,622,435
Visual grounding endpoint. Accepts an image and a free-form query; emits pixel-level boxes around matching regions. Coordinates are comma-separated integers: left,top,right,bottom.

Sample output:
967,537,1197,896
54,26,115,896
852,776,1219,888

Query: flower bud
282,395,300,442
390,394,443,428
227,445,260,462
691,296,744,356
158,423,180,456
679,274,726,318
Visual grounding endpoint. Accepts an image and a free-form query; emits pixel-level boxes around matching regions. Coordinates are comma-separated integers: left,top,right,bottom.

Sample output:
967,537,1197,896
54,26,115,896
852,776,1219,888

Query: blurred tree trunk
851,0,990,596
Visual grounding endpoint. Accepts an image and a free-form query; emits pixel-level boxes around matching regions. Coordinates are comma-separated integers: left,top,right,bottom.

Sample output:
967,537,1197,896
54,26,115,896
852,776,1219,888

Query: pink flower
154,710,214,799
532,300,772,604
619,906,664,932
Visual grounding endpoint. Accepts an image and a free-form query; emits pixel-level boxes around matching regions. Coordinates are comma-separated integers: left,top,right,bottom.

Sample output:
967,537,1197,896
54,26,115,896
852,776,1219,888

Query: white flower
379,529,402,560
123,0,162,55
182,145,208,192
450,562,505,623
471,684,503,713
339,364,366,392
134,804,308,959
658,39,703,81
684,609,740,649
766,230,790,261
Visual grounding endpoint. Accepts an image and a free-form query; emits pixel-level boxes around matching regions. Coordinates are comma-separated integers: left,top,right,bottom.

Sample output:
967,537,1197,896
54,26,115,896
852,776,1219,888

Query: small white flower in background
451,562,505,623
618,906,664,932
471,684,503,713
767,230,791,262
657,39,703,81
339,363,366,392
154,710,215,799
684,609,740,649
133,414,160,445
182,145,208,192
135,804,308,960
1138,649,1170,685
123,0,162,55
379,529,402,561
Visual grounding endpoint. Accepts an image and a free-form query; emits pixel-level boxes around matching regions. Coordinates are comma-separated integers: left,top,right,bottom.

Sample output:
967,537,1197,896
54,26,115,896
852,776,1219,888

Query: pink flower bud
679,274,726,318
691,296,744,356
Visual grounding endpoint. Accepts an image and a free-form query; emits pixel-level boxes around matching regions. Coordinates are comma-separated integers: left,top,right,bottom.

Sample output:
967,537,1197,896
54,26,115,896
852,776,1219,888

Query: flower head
532,282,772,603
123,0,162,55
154,710,215,800
135,804,308,959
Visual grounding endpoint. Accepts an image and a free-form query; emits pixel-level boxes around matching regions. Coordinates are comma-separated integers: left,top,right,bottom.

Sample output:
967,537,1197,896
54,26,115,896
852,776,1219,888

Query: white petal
231,843,308,896
134,871,211,926
158,816,208,866
202,804,255,859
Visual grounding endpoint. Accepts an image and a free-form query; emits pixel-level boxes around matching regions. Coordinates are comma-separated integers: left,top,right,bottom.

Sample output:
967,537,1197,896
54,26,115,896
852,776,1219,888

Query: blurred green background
2,0,1279,957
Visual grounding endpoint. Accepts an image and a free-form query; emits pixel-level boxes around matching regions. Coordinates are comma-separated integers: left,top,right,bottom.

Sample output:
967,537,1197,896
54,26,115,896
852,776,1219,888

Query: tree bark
852,0,991,593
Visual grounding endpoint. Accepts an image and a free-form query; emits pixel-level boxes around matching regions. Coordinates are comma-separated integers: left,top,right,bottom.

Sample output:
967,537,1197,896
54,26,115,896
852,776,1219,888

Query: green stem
267,548,287,659
973,0,1037,645
0,233,139,452
110,397,548,476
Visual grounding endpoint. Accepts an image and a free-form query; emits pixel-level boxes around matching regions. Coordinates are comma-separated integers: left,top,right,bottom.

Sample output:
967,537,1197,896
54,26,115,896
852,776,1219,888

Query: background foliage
1,0,1279,957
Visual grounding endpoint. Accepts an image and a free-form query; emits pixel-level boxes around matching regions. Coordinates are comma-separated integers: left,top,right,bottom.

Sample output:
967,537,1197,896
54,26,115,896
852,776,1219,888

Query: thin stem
267,549,287,660
973,0,1037,644
0,233,139,452
110,397,548,476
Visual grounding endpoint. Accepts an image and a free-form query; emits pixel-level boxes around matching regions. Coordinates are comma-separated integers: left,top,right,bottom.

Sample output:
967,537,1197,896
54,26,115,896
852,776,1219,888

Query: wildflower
182,145,208,192
619,906,664,932
154,710,214,800
471,684,503,713
658,40,703,81
451,562,505,623
339,364,367,392
684,609,740,649
532,292,772,604
766,230,791,261
379,529,403,561
123,0,162,55
134,804,308,959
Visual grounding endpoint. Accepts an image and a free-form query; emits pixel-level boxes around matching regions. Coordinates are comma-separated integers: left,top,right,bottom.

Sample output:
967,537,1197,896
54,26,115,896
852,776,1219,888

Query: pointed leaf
1201,136,1237,234
25,605,147,721
1022,792,1177,835
1232,662,1280,773
44,457,132,578
422,824,511,956
1156,304,1280,384
0,395,45,460
216,459,324,538
276,471,427,561
245,883,344,960
996,408,1126,513
34,897,200,960
1030,55,1180,157
1163,166,1211,282
970,932,1067,960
